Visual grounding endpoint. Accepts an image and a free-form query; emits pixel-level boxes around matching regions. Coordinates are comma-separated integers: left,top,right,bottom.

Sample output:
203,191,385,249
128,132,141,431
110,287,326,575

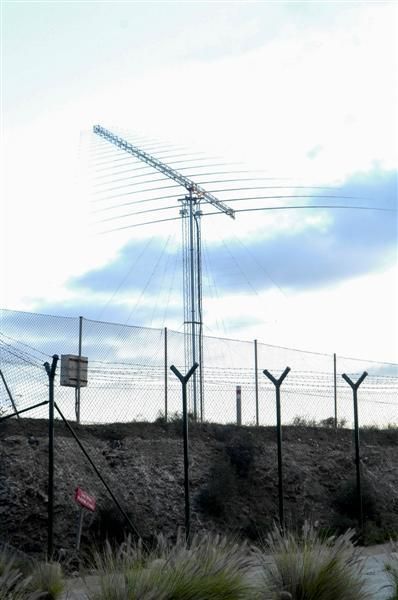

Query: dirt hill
1,418,397,556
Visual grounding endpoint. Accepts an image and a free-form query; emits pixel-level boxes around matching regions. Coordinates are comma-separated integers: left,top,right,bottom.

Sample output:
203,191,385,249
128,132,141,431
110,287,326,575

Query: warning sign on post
75,487,96,512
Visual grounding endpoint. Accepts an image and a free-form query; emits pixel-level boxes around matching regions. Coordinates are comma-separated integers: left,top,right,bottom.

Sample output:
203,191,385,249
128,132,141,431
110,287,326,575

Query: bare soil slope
1,418,397,555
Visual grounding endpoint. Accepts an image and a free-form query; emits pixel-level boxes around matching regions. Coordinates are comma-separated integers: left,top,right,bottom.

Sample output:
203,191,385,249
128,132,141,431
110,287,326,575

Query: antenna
93,125,235,419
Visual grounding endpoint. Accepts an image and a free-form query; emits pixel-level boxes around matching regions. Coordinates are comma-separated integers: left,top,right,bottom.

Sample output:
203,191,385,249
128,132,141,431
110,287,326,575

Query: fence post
263,366,290,530
341,371,368,533
333,353,337,429
164,327,168,422
75,316,83,424
170,362,199,542
236,385,242,426
254,339,259,426
44,354,59,558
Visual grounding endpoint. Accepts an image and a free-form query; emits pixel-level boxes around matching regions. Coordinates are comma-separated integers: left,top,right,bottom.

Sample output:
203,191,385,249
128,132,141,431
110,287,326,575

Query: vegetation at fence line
88,532,257,600
0,546,64,599
255,523,370,600
291,415,347,428
83,525,374,599
155,411,196,427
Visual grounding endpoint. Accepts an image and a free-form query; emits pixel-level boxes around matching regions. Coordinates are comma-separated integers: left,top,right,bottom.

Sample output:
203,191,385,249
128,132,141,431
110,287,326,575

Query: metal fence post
164,327,168,422
75,316,83,424
44,354,59,558
333,353,337,429
254,339,259,426
170,362,199,542
263,366,291,529
236,385,242,426
341,371,368,533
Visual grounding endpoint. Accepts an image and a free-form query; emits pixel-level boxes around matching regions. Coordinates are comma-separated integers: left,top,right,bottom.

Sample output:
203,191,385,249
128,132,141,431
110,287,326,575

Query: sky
1,0,397,364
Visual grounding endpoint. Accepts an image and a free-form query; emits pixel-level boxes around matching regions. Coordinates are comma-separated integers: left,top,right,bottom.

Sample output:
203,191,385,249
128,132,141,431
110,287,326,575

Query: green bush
255,522,370,600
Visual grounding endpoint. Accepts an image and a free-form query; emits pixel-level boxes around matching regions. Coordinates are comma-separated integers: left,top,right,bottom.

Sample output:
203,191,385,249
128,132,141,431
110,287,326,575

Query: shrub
88,533,258,600
255,522,370,600
333,478,378,522
27,561,64,599
89,503,135,545
0,547,64,600
196,455,235,517
226,439,254,478
291,416,317,428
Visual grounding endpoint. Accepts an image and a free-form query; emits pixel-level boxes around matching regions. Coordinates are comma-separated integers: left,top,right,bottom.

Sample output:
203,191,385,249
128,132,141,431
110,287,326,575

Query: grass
0,525,382,599
86,525,376,599
0,546,64,600
255,523,371,600
88,532,257,600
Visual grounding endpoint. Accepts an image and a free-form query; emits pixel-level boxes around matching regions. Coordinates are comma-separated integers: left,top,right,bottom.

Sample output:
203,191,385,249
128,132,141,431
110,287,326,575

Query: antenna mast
93,125,235,418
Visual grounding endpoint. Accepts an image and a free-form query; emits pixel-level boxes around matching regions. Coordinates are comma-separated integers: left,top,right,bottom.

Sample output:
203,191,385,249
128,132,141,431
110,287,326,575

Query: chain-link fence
1,308,397,428
0,308,397,428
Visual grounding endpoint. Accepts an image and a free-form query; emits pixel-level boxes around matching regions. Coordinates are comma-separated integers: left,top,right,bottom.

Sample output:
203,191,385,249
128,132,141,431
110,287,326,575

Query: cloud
59,168,396,307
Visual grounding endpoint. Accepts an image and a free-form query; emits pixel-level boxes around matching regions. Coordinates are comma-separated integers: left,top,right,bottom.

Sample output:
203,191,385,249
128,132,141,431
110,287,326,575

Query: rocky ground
0,417,397,557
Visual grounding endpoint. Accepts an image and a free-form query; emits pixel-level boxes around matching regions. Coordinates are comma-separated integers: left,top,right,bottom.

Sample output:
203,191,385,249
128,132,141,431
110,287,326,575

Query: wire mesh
1,308,397,428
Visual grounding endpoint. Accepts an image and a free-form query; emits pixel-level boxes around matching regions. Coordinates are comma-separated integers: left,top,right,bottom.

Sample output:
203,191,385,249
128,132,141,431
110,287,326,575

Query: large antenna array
91,125,395,418
93,125,235,418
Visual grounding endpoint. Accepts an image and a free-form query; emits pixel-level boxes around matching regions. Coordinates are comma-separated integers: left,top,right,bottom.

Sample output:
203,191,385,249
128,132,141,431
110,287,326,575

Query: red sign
75,487,96,512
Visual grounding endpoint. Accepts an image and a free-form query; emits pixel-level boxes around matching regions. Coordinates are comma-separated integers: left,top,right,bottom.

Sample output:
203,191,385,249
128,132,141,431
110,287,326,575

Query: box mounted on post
60,355,88,388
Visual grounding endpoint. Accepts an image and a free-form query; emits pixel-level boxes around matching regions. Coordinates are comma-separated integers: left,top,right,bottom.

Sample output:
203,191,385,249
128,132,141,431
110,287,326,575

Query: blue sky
1,1,397,362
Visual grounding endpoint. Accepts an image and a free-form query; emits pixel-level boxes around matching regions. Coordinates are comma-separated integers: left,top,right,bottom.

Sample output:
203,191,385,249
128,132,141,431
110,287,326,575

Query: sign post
74,487,96,551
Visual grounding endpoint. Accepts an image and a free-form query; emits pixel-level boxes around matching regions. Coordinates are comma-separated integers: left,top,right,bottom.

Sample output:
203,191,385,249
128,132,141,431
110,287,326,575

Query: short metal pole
44,354,59,558
342,371,368,534
263,367,290,530
254,340,259,426
236,385,242,426
333,353,337,429
0,369,20,419
164,327,168,422
170,362,199,542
